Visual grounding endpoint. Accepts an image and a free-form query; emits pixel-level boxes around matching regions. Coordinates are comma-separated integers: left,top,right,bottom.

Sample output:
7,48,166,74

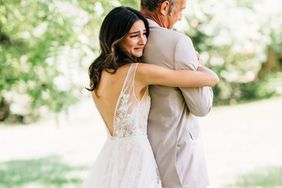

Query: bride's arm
137,63,219,88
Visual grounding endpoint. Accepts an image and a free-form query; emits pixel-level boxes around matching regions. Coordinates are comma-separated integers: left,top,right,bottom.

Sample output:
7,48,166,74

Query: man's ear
159,0,170,16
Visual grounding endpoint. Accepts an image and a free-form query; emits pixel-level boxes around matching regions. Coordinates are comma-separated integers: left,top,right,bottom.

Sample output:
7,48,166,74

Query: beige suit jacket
143,20,212,188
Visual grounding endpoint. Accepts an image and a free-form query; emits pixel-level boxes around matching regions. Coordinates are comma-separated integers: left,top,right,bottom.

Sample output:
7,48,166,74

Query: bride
81,6,219,188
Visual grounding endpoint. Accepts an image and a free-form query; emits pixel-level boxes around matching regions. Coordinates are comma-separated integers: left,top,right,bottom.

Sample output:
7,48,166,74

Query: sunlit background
1,0,282,187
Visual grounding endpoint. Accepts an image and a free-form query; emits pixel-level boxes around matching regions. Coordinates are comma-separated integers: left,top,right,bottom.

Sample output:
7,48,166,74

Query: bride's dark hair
87,6,150,91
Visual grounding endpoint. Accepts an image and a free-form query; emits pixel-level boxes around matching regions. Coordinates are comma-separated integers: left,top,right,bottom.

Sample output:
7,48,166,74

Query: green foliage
1,0,282,123
185,0,282,105
0,1,79,122
0,0,139,123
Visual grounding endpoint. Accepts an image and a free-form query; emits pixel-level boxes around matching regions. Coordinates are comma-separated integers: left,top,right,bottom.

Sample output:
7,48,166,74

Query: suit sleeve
174,35,214,117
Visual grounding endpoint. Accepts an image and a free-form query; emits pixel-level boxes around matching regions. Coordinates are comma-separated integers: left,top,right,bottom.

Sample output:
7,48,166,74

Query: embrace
81,0,219,188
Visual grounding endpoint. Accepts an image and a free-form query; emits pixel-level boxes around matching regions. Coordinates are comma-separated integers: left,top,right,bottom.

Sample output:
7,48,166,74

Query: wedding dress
81,63,162,188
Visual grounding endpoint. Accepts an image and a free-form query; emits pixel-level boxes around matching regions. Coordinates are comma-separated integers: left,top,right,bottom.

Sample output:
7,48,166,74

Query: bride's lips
134,47,144,51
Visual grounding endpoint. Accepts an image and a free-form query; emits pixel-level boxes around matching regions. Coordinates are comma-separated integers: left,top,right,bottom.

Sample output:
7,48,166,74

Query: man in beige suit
140,0,212,187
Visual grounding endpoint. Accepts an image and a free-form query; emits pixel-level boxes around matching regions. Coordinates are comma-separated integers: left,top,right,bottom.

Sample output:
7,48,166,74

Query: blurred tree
0,0,140,123
184,0,282,104
1,0,282,123
0,0,78,122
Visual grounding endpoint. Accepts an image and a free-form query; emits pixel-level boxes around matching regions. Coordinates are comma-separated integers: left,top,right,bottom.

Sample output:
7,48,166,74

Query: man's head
141,0,186,29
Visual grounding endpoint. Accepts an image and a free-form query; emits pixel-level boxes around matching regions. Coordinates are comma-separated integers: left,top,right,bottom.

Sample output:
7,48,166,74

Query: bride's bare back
92,64,130,135
92,64,146,135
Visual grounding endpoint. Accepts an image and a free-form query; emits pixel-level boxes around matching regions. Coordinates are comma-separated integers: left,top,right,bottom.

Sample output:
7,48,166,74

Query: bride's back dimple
92,63,150,138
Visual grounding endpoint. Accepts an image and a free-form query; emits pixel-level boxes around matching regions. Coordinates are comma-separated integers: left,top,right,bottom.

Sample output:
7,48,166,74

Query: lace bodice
110,63,150,139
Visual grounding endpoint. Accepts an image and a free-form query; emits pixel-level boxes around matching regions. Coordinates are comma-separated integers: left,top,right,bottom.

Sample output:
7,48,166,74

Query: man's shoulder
150,27,192,43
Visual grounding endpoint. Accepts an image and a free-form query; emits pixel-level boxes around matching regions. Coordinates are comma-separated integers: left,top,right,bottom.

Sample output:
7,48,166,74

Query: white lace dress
81,63,162,188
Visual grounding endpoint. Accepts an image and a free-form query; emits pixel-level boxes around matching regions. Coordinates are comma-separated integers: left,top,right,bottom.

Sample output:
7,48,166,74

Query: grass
231,166,282,188
0,156,86,188
1,97,282,188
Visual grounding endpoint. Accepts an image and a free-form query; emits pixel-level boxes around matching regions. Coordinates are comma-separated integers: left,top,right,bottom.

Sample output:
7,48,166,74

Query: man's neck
140,8,167,28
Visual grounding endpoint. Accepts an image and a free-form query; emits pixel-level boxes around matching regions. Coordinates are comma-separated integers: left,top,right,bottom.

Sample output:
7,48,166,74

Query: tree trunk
0,97,10,121
257,47,280,78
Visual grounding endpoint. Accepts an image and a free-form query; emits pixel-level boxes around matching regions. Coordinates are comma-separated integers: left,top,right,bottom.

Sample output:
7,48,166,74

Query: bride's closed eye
129,30,147,38
130,34,139,38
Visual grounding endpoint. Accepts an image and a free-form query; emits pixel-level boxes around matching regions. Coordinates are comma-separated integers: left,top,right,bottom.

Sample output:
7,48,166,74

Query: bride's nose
138,34,147,45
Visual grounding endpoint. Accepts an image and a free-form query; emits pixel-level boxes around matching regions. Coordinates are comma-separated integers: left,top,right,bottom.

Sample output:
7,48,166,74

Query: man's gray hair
141,0,176,13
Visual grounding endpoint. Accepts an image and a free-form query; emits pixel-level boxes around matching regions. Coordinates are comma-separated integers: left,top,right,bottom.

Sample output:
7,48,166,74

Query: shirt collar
147,19,161,28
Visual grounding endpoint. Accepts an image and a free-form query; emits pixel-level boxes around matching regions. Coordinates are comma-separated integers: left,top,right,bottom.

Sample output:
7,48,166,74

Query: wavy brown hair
87,6,149,91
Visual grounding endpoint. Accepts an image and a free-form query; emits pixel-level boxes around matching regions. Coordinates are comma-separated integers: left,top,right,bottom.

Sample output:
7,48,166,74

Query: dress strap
122,63,139,95
112,63,138,137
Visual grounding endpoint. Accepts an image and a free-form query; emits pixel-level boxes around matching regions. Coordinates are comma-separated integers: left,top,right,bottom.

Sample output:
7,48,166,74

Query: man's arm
174,35,214,116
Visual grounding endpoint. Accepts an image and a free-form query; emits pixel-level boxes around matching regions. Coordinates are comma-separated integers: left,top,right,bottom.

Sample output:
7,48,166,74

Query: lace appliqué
115,92,137,137
81,63,163,188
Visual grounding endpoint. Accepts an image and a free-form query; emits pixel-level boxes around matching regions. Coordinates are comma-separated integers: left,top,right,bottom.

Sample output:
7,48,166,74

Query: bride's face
119,20,147,58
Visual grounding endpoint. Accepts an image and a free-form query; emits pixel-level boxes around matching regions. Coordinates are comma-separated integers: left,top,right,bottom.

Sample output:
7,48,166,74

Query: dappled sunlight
0,97,281,187
1,0,282,187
